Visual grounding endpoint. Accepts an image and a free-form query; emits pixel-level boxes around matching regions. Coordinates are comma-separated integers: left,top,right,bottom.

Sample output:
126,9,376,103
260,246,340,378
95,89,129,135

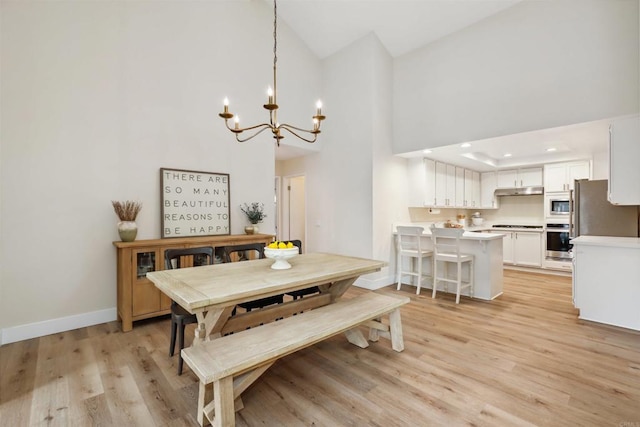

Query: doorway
280,175,306,246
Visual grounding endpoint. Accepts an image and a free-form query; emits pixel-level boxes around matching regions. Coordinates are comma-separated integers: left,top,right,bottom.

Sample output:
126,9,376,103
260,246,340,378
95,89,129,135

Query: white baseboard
354,273,394,290
1,308,117,345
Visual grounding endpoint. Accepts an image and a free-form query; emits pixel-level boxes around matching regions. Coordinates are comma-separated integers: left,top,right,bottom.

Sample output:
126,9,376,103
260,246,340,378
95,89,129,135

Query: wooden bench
181,292,410,426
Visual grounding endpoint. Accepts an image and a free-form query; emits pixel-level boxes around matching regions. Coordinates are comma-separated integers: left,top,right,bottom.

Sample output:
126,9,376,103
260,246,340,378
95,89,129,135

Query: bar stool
396,226,433,295
430,225,474,304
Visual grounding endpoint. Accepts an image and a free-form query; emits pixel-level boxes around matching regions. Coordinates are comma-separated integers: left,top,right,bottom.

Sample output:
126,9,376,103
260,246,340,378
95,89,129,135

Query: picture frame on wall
160,168,230,238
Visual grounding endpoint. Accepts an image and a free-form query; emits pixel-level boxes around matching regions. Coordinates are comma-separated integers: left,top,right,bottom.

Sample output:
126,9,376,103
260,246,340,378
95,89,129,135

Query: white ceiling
270,0,612,166
397,119,612,172
268,0,523,59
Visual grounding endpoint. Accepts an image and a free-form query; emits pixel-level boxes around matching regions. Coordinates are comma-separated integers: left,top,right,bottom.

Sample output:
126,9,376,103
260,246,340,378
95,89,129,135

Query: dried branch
111,200,142,221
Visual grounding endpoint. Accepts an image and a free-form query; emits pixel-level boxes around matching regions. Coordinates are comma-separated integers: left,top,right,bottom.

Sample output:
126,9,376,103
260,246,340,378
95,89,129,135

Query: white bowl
472,217,484,226
264,247,299,269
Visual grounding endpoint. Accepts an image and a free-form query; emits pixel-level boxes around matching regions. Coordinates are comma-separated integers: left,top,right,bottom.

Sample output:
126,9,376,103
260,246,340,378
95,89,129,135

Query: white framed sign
161,168,230,238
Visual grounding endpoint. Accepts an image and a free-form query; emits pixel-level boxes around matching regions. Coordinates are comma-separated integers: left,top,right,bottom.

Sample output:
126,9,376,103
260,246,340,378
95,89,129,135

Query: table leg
194,306,236,345
324,277,358,301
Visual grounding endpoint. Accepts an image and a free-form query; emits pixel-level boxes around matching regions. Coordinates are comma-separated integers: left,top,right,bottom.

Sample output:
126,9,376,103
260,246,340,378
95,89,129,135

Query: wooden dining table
146,252,386,344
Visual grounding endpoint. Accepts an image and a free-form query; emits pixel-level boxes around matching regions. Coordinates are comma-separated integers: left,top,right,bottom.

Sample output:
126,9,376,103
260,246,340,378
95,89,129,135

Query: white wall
394,0,640,153
302,35,376,257
0,1,322,342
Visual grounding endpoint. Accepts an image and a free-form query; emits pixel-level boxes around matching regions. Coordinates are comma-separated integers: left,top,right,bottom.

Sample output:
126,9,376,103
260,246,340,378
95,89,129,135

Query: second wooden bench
181,292,410,426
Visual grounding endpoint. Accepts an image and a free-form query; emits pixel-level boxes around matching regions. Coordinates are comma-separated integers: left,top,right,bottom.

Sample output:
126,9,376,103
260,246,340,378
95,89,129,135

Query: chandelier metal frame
219,0,325,145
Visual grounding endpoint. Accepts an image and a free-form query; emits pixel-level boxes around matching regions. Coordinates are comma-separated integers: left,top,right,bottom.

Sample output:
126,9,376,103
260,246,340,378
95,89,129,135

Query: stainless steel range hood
494,186,544,196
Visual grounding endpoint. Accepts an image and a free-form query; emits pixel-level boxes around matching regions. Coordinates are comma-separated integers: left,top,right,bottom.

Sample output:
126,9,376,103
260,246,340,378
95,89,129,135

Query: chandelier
218,0,325,146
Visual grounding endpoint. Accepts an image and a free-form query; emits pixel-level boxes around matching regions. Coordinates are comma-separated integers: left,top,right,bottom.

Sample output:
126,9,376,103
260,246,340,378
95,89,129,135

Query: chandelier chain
273,0,277,71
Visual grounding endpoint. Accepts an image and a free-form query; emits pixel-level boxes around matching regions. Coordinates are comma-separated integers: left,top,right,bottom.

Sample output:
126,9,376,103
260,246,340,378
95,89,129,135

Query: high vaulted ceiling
267,0,523,59
268,0,618,166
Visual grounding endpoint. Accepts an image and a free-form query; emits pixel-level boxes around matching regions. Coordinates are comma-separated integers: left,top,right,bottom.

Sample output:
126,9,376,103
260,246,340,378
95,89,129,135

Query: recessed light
546,147,557,152
461,143,471,148
504,153,512,158
423,149,432,154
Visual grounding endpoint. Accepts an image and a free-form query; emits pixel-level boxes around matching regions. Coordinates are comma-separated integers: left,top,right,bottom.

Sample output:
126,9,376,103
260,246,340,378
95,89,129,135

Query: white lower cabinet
497,231,542,267
573,236,640,331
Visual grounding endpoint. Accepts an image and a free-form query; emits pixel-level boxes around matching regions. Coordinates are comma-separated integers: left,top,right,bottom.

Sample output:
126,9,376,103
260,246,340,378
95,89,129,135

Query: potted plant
240,202,266,234
112,200,142,242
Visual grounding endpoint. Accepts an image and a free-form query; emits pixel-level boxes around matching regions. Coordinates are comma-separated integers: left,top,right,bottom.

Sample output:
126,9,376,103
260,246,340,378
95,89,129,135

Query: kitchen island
394,224,505,300
572,235,640,331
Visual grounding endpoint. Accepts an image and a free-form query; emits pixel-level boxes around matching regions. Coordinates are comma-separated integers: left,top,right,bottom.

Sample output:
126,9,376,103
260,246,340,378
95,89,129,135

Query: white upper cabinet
424,158,436,207
456,167,465,207
435,162,456,207
464,170,480,208
480,171,499,209
609,115,640,205
544,161,590,192
497,167,543,188
407,157,426,206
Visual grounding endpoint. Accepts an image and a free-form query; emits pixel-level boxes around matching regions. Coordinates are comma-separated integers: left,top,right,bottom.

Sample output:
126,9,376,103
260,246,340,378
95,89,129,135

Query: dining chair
221,243,284,312
430,225,474,304
396,226,433,295
283,240,320,300
164,246,214,375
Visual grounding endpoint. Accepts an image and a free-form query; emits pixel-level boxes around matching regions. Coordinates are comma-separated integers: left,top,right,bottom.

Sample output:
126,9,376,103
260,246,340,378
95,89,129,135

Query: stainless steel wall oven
545,223,572,260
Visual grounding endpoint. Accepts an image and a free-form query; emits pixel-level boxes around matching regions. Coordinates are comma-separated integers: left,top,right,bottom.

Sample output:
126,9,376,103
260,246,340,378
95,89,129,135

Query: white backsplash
473,195,544,225
408,195,544,226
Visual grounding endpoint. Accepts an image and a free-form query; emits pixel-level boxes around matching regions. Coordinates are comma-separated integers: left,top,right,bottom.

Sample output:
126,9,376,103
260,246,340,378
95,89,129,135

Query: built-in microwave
546,194,570,216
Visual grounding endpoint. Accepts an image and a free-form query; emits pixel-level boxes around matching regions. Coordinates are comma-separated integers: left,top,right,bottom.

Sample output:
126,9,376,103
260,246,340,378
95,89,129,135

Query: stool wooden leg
432,260,438,299
456,261,462,304
416,256,423,295
396,251,402,290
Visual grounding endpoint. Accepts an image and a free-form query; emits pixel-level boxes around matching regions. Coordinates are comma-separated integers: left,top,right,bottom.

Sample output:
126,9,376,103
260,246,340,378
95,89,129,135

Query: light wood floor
2,270,640,426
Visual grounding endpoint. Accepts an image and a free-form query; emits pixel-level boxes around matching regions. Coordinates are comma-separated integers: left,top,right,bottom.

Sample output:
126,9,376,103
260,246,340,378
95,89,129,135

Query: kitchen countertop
393,223,504,240
571,235,640,249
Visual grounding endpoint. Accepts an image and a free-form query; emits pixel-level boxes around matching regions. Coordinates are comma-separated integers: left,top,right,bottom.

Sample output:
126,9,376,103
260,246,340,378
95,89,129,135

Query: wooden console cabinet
113,234,274,332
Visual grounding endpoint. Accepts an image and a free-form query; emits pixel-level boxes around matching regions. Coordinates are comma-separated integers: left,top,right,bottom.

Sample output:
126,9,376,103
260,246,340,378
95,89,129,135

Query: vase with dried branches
112,200,142,242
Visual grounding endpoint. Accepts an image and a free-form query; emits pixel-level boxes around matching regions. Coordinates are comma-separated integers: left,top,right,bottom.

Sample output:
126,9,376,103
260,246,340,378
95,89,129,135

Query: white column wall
394,0,640,152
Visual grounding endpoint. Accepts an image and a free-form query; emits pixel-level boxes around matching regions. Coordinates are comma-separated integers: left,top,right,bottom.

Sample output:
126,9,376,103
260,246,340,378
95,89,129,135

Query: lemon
278,242,287,249
268,242,278,249
286,242,294,248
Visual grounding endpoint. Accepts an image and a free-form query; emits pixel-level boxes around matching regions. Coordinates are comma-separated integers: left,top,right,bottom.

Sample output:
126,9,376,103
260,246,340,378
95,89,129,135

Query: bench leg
197,381,213,426
388,308,405,352
368,317,381,342
213,376,235,427
344,328,369,348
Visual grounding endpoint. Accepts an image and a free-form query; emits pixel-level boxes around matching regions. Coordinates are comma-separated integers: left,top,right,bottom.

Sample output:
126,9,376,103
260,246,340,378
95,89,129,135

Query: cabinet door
456,167,466,207
502,232,514,264
462,169,472,207
514,232,542,267
471,171,481,208
480,172,498,208
131,248,162,316
424,159,437,207
407,157,426,207
544,164,568,192
445,164,456,207
497,170,517,188
518,167,543,187
609,116,640,205
435,162,448,207
566,162,590,191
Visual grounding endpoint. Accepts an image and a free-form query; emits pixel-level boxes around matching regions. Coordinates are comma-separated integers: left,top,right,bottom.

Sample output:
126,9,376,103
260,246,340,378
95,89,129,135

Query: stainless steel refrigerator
571,179,640,237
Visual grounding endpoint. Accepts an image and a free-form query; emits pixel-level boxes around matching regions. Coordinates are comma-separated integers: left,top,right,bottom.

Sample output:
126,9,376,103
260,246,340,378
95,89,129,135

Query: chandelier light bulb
223,97,229,106
234,116,240,129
